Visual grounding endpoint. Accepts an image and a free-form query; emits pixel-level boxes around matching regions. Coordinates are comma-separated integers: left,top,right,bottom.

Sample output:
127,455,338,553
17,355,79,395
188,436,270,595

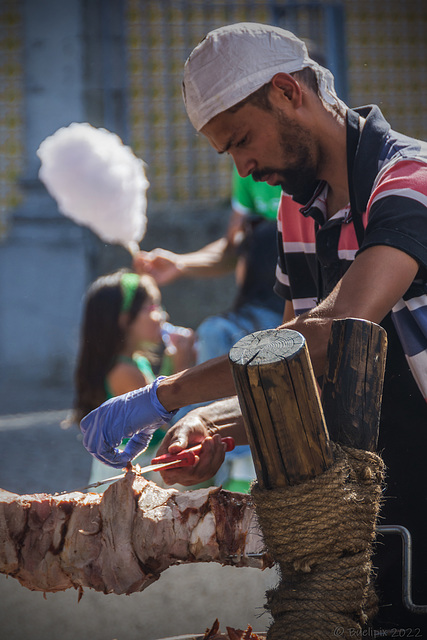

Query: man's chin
285,180,320,205
266,176,281,187
252,171,318,201
253,172,283,187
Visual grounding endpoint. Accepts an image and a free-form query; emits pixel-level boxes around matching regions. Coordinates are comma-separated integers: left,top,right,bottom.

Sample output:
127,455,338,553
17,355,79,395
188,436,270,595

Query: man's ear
270,73,303,107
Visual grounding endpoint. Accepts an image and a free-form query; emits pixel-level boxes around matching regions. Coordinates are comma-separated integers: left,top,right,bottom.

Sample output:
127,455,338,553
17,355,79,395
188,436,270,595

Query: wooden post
229,322,387,636
228,319,387,488
229,328,333,489
321,318,388,452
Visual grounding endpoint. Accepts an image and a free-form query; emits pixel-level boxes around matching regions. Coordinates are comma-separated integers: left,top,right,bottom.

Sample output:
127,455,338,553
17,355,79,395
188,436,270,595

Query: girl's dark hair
73,269,152,423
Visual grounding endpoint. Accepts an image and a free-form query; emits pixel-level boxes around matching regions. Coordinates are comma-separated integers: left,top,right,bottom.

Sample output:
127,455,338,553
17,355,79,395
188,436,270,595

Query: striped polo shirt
274,105,427,399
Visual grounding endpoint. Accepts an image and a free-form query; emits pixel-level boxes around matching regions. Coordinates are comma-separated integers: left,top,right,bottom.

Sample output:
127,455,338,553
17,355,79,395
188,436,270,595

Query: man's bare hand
156,411,225,486
166,328,197,372
155,398,248,486
133,249,183,286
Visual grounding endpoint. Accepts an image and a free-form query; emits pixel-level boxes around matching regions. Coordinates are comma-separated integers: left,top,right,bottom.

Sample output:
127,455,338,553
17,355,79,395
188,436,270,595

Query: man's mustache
251,168,285,182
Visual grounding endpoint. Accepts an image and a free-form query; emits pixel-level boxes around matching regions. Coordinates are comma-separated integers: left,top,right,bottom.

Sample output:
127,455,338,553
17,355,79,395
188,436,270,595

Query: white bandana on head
183,22,345,131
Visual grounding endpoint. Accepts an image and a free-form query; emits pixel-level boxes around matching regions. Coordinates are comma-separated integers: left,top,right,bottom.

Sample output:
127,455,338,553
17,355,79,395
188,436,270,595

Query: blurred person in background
73,268,195,485
134,167,283,362
134,168,285,491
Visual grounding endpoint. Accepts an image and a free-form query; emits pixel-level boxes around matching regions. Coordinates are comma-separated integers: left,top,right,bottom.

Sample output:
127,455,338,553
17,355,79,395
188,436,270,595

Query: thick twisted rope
251,444,385,639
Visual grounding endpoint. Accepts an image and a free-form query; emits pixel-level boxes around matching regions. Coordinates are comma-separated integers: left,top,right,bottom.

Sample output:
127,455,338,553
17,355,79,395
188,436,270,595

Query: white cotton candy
37,123,149,254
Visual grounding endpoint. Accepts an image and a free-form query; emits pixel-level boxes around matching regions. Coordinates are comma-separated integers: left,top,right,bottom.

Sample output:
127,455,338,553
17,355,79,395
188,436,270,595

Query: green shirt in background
104,352,171,449
231,166,282,220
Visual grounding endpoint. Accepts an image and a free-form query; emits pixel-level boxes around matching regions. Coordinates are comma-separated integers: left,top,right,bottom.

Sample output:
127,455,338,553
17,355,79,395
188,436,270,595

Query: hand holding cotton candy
37,123,149,255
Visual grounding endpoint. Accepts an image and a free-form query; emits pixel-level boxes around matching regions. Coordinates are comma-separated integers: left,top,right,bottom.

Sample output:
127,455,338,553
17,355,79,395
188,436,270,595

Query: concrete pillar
0,0,124,405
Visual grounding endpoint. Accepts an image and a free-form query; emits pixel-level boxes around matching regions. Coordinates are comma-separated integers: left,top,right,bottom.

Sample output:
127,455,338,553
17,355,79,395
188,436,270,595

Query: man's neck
316,109,349,219
326,185,350,218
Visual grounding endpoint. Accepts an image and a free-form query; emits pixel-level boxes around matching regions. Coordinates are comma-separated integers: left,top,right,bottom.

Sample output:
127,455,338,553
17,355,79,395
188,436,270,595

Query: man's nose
232,154,255,179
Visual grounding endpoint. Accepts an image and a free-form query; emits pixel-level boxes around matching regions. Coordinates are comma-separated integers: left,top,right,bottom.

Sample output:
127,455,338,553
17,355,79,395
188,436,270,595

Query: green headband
120,273,141,313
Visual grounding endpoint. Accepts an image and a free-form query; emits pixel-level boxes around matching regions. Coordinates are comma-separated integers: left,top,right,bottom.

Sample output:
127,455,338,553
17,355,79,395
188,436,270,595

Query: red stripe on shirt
278,193,316,244
368,160,427,214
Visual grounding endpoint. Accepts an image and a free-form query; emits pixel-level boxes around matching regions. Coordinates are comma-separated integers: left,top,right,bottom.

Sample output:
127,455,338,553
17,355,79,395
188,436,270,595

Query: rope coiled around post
251,444,385,639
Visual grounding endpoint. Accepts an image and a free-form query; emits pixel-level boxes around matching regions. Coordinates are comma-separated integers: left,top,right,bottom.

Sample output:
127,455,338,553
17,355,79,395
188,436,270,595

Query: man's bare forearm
194,396,241,425
187,397,248,446
281,313,333,378
178,238,237,278
157,355,236,412
156,315,331,414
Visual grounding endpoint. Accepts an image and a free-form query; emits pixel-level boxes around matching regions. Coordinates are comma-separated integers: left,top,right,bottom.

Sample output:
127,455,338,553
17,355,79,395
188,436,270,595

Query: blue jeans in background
196,303,283,364
191,303,284,492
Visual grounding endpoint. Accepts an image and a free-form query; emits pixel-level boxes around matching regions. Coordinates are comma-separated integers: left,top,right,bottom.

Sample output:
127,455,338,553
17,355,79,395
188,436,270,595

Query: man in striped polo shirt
81,23,427,630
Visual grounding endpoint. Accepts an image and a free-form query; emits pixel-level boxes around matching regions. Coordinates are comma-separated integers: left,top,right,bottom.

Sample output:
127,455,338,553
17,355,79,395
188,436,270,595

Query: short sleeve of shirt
360,160,427,270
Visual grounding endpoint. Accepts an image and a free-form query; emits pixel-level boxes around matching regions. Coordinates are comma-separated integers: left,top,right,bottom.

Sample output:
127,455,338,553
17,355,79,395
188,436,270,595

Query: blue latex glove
80,377,177,469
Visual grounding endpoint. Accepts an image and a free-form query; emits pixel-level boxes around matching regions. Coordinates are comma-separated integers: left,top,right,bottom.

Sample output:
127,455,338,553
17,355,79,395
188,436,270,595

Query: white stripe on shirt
282,241,316,253
370,187,427,208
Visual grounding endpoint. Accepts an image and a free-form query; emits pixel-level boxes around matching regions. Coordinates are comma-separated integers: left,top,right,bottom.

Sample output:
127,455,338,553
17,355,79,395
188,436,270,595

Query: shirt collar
348,105,391,213
299,181,328,217
294,104,390,220
299,181,351,224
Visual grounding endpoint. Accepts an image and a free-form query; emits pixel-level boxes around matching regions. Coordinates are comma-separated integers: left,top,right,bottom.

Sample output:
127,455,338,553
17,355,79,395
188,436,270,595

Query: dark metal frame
377,525,427,615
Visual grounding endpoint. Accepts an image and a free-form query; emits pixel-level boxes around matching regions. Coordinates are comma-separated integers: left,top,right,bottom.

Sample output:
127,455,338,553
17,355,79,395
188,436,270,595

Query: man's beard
252,114,319,204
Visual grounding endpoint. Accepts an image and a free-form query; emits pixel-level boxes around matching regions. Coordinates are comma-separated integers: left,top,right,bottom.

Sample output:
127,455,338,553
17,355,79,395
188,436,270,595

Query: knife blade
55,436,235,495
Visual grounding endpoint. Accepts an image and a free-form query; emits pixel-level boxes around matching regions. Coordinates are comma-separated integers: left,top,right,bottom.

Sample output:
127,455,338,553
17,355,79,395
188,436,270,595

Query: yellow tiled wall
0,1,24,236
127,0,270,205
0,0,426,235
346,0,427,140
127,0,427,205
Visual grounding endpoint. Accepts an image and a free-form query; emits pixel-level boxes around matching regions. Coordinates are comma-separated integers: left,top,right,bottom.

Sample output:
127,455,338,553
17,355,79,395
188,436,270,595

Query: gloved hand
80,377,177,468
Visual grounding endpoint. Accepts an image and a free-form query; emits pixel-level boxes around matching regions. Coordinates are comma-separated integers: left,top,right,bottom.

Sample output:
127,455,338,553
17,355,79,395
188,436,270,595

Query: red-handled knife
56,436,235,495
150,436,235,469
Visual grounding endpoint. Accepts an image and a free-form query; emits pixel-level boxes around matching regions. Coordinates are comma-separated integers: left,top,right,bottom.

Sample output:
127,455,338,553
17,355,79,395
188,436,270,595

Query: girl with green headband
73,268,195,487
73,268,195,426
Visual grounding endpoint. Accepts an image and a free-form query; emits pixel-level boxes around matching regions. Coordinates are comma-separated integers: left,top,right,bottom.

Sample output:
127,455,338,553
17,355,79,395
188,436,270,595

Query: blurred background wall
0,0,426,411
